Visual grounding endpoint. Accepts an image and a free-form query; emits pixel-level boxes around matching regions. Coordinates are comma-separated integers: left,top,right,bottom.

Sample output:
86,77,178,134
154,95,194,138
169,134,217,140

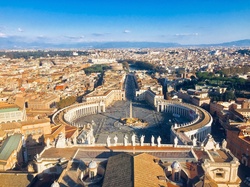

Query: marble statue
92,136,96,145
106,136,111,147
66,138,72,146
174,123,178,128
87,135,91,145
174,136,178,147
73,136,77,145
35,153,40,160
192,136,197,147
215,143,220,149
124,134,128,146
114,135,118,146
157,136,161,147
140,135,145,146
131,133,136,146
151,135,155,146
46,138,51,148
222,139,227,149
55,132,66,148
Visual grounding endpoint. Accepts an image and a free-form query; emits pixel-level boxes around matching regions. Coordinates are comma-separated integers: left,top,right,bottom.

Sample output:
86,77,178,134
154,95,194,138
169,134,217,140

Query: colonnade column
98,105,101,113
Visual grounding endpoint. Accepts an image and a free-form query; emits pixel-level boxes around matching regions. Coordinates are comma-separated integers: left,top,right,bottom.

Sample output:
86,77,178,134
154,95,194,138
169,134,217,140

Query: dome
51,181,60,187
171,161,181,169
89,160,97,169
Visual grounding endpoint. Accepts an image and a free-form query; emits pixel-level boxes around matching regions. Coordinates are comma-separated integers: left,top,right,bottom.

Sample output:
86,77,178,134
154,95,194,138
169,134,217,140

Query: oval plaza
53,70,212,145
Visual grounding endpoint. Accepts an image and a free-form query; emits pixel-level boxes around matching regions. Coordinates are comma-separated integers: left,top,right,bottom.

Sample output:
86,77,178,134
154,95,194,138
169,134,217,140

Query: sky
0,0,249,45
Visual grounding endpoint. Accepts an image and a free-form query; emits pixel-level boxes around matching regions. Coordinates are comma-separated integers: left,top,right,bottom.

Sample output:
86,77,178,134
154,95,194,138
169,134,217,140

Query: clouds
64,35,84,40
174,33,199,37
123,29,131,33
62,35,85,43
0,32,7,38
91,33,105,37
91,32,111,37
0,26,24,38
31,35,86,44
18,27,24,32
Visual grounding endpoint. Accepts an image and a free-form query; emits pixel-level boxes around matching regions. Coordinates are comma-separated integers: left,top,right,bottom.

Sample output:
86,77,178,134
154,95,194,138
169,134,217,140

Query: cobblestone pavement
74,100,190,144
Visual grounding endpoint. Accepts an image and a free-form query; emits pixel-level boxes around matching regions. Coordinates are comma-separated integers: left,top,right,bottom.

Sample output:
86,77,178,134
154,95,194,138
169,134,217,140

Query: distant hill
196,39,250,47
0,38,249,49
93,42,180,48
216,39,250,47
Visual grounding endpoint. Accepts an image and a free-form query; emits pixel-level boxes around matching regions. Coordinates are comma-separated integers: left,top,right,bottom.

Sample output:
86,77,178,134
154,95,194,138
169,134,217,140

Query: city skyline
0,0,250,46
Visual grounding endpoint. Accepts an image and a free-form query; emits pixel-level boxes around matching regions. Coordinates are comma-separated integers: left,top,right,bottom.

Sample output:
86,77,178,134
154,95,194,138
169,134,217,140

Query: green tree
56,96,77,109
223,91,235,101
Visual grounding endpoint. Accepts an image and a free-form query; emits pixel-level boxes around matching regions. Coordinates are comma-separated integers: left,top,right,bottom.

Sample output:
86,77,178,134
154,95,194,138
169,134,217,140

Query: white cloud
123,30,131,33
62,35,85,43
0,32,7,38
175,33,198,36
18,28,24,32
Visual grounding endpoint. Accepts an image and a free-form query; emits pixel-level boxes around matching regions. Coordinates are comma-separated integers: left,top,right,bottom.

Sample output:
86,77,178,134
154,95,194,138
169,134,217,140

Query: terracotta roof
0,102,20,110
20,118,50,126
193,150,210,161
0,173,33,187
65,125,77,139
166,182,180,187
0,122,22,130
235,108,250,112
40,146,193,160
102,153,133,187
134,153,167,187
102,152,167,187
208,150,232,162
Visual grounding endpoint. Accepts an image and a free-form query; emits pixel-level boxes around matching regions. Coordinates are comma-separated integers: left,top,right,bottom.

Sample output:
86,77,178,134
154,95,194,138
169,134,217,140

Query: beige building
227,123,250,167
83,70,126,107
177,89,210,107
21,118,51,146
134,72,164,108
0,118,52,146
27,93,60,109
0,102,26,123
234,109,250,120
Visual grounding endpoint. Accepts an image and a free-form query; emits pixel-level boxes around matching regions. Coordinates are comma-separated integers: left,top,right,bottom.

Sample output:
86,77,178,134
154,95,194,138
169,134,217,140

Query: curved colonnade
52,99,212,145
157,100,212,144
52,101,105,127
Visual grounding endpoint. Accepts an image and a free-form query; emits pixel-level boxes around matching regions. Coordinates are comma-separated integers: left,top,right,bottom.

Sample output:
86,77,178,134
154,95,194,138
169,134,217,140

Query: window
90,171,95,179
174,172,180,181
216,173,223,178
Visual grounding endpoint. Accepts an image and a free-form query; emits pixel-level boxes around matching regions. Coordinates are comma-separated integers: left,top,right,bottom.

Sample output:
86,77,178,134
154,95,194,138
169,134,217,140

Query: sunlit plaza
74,100,190,144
